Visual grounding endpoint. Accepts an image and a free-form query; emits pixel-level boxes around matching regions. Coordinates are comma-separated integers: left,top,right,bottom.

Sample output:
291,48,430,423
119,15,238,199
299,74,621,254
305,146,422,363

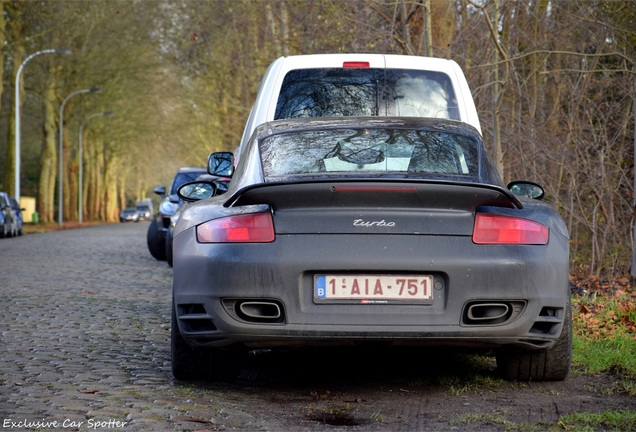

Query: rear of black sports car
171,118,571,381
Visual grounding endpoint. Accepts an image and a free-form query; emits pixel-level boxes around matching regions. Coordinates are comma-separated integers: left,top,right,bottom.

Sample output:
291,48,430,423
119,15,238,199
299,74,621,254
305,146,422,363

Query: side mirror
507,181,545,200
153,186,166,198
208,152,234,177
177,181,218,202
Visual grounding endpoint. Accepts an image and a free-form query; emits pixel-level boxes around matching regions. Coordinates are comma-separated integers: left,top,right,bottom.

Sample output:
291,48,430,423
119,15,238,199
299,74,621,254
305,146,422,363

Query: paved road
0,223,277,431
2,223,634,432
0,223,423,431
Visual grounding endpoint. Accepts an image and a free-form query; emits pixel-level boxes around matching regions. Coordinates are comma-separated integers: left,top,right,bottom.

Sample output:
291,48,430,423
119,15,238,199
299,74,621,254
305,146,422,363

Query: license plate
314,274,434,303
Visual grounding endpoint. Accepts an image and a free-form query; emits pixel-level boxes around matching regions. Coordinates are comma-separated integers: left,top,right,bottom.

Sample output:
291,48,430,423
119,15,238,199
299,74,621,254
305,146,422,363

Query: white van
237,54,481,159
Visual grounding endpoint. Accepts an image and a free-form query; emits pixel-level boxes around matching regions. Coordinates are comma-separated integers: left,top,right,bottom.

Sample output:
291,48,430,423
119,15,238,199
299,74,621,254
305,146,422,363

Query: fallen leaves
571,273,636,342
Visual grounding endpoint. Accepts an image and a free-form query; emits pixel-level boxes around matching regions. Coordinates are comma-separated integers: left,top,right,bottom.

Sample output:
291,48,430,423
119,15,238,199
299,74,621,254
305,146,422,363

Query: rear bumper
173,228,569,351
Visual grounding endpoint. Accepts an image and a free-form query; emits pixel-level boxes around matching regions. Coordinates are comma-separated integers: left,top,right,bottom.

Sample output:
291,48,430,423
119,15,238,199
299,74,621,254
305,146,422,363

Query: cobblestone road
2,223,635,432
0,223,281,431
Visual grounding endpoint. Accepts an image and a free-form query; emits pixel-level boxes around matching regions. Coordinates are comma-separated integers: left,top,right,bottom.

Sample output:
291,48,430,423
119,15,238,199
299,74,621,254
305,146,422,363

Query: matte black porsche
171,117,571,382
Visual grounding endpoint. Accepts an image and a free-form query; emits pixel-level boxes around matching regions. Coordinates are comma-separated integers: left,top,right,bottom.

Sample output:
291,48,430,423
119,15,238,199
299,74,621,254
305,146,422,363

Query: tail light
343,61,370,68
197,212,275,243
472,213,548,245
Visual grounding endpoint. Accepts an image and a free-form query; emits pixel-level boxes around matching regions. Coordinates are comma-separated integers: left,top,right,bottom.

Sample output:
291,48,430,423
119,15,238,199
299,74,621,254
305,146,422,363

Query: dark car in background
146,167,207,261
9,197,23,236
119,208,140,223
135,201,153,221
170,117,571,382
0,192,17,238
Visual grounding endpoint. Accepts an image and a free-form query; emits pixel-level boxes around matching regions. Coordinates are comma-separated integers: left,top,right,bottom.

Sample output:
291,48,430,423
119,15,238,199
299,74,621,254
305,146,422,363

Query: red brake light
343,61,370,68
333,186,417,193
472,214,548,245
197,212,275,243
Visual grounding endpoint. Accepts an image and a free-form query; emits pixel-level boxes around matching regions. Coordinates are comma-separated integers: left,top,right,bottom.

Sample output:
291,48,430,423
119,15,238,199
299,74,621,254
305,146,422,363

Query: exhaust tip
222,299,286,324
467,303,509,321
239,301,282,320
462,301,525,326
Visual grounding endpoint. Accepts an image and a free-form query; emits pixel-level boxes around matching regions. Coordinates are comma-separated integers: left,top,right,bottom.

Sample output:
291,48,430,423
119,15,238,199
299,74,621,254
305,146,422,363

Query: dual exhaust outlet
234,300,518,327
237,301,283,322
463,302,515,325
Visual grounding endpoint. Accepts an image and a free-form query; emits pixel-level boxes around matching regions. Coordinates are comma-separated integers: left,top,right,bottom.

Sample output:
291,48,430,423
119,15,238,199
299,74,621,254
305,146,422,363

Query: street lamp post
14,48,71,203
78,111,113,224
58,87,101,225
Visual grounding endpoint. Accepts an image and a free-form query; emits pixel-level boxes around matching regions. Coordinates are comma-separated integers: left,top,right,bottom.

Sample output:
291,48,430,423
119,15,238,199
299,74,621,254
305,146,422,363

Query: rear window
260,128,478,179
275,69,459,121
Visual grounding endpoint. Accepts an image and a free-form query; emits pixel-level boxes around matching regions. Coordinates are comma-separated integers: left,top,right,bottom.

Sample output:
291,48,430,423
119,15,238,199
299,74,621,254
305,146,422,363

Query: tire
0,221,7,238
171,301,243,381
496,297,572,381
165,231,174,267
146,218,166,261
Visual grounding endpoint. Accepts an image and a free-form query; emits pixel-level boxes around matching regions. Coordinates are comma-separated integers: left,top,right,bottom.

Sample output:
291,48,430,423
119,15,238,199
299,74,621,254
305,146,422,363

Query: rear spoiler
223,179,523,210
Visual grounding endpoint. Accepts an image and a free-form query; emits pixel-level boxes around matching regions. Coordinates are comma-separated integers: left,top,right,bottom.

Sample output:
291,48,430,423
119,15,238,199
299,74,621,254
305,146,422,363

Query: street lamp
14,48,71,203
78,111,113,224
58,87,101,225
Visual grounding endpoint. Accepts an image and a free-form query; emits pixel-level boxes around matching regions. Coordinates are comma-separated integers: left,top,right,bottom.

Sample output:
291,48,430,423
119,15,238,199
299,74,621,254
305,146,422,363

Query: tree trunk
265,3,281,58
280,1,289,57
0,2,7,187
3,2,23,195
632,67,636,279
95,138,105,221
66,122,79,221
37,63,61,223
103,152,119,222
423,0,433,57
491,0,504,179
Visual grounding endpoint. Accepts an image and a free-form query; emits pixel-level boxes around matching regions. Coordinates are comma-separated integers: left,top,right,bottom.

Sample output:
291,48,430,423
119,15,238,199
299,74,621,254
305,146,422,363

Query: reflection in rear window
260,128,478,179
275,69,459,121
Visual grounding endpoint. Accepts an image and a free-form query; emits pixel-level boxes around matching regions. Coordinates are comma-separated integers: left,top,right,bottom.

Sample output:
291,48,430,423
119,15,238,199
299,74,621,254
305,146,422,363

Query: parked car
135,201,153,221
170,117,571,382
119,208,140,223
9,197,24,236
0,192,17,238
146,167,207,261
235,54,481,162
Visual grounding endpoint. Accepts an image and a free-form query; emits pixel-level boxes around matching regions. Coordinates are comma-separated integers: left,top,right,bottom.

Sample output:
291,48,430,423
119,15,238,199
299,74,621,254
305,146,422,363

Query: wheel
165,230,173,267
146,218,166,260
496,297,572,381
171,300,243,381
0,221,7,238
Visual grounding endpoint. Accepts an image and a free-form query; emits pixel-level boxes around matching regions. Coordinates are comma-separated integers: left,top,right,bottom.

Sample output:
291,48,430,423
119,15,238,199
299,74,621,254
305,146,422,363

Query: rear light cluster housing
472,213,548,245
197,212,275,243
195,211,548,245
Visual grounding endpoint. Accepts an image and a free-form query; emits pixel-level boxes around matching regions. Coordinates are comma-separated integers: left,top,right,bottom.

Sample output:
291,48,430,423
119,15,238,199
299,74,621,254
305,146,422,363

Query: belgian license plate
314,274,434,303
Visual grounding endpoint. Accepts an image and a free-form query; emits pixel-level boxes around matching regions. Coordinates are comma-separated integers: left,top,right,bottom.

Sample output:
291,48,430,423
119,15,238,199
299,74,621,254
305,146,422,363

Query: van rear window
275,69,459,121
